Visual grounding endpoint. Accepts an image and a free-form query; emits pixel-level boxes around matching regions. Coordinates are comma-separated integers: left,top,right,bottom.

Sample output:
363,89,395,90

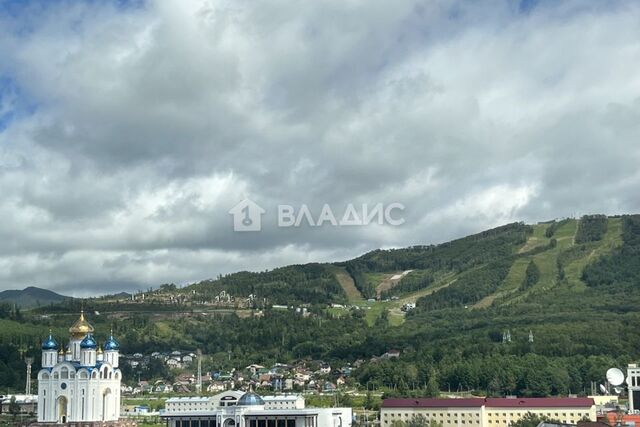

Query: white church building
36,311,125,425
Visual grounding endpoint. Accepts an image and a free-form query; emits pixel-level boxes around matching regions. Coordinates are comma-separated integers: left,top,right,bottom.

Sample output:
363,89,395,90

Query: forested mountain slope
1,215,639,398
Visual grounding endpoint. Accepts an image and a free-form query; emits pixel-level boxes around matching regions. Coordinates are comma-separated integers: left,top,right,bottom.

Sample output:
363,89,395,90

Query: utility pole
25,357,34,395
196,349,203,394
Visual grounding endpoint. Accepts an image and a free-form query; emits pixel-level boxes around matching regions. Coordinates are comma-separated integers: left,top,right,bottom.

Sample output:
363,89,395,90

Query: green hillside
2,214,639,399
0,286,71,309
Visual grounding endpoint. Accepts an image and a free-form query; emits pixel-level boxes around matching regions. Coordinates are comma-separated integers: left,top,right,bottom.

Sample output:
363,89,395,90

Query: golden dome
97,346,103,355
69,311,94,338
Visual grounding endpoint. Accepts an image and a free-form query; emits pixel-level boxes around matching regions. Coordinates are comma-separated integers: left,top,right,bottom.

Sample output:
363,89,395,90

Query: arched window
53,372,59,379
79,371,88,379
40,372,50,380
61,367,69,379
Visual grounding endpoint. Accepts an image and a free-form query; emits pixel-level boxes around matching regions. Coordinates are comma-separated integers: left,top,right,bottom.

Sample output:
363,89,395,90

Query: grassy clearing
472,258,531,308
479,221,577,307
394,271,457,306
326,299,404,327
563,216,623,289
518,223,551,253
529,219,577,290
554,219,578,247
328,266,363,302
363,272,394,293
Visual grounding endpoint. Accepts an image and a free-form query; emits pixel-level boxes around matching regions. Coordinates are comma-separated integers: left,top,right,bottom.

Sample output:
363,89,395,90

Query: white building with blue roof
162,390,352,427
36,311,122,424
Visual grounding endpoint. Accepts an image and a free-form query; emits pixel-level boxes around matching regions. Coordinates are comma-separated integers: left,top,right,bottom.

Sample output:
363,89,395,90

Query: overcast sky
0,0,639,296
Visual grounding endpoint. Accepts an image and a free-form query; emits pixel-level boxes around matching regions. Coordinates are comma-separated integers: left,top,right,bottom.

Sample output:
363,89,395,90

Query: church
36,311,125,425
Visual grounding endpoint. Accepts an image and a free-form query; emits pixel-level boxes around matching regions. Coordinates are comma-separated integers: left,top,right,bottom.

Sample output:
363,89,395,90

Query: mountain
0,286,71,309
3,214,640,397
186,215,636,312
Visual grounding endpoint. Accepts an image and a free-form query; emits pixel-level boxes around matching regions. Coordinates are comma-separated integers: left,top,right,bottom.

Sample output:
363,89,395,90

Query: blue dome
104,334,119,351
238,392,265,406
80,333,97,349
41,333,58,350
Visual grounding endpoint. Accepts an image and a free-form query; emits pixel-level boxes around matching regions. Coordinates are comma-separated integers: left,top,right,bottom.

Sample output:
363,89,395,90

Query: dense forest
190,263,346,305
1,215,639,400
582,215,640,289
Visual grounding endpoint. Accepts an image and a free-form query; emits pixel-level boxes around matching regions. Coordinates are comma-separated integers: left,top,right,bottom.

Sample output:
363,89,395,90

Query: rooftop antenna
607,368,625,386
606,368,625,395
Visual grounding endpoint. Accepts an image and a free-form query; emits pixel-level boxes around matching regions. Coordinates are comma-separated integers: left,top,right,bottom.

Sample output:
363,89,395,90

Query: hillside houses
120,352,355,396
122,350,199,371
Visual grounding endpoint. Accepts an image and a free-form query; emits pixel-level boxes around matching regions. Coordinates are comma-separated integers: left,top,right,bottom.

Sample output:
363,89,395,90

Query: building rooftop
382,397,595,409
166,397,211,403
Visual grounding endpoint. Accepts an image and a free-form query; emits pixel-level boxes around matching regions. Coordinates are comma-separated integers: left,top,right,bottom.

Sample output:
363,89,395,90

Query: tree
425,369,440,397
521,261,540,290
510,412,561,427
9,395,20,421
364,391,375,410
393,415,443,427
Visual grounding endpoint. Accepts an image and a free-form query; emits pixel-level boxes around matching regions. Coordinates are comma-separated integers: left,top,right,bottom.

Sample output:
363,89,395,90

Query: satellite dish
599,384,608,394
607,368,625,386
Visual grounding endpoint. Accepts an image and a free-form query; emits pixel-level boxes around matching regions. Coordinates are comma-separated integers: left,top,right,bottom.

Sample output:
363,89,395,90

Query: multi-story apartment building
381,397,595,427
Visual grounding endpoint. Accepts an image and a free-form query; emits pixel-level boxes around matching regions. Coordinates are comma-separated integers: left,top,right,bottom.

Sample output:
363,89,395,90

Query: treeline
381,270,435,299
0,344,38,391
575,215,608,244
191,263,346,305
354,352,622,396
582,214,640,289
342,223,530,273
521,261,540,290
415,259,513,310
340,223,530,296
345,264,377,299
545,219,571,238
0,303,23,321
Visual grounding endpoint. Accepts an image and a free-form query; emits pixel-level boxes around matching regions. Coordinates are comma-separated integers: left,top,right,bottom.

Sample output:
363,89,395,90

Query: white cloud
0,0,639,294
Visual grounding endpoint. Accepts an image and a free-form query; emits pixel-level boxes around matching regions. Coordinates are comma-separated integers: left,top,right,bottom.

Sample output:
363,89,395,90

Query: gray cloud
0,0,639,295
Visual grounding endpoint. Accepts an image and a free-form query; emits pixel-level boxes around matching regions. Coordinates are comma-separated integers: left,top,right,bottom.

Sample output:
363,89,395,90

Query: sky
0,0,639,296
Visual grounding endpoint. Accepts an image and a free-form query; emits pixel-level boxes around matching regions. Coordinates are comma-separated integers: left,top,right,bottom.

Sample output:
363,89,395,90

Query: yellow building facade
381,397,596,427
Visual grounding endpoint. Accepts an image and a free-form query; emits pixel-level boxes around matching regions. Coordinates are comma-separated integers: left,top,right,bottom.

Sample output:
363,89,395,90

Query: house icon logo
229,198,266,231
